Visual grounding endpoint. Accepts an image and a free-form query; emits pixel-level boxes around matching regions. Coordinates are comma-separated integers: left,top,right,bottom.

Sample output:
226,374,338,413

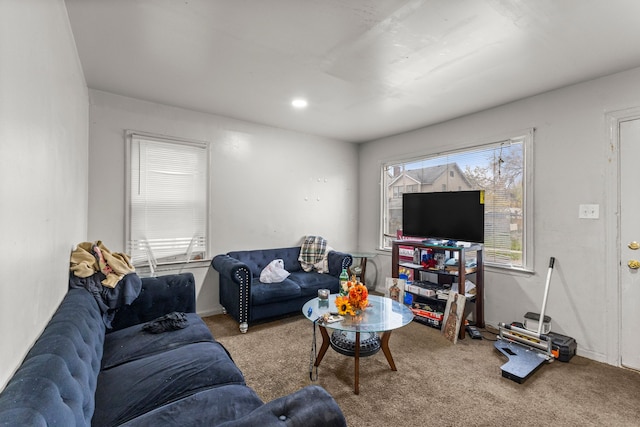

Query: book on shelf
398,246,415,262
410,307,444,321
398,267,414,283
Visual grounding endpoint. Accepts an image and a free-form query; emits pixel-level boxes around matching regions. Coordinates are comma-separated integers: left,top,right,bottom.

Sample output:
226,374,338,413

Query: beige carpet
203,313,640,427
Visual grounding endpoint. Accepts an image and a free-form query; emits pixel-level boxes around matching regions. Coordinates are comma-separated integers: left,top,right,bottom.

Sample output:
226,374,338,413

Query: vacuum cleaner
494,257,555,383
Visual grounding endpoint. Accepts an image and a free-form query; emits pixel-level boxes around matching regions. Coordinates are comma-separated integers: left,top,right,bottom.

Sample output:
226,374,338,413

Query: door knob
628,260,640,269
629,241,640,250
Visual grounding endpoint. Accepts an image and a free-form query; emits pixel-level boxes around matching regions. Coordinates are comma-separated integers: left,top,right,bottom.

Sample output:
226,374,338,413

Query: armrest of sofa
327,251,353,277
212,254,252,332
212,254,252,285
109,272,196,332
218,385,347,427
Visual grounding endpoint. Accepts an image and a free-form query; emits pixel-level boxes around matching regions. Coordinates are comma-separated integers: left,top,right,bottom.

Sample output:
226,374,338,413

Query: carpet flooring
203,313,640,427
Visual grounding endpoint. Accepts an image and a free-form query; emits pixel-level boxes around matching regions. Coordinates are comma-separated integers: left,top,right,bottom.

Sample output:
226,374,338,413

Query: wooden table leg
315,325,330,367
380,331,397,371
354,331,360,395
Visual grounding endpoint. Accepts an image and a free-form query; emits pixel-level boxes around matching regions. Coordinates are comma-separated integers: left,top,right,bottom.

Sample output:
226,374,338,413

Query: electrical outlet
578,204,599,219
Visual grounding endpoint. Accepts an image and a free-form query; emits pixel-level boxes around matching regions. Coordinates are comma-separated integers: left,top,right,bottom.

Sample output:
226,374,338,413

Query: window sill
134,259,212,277
485,263,534,275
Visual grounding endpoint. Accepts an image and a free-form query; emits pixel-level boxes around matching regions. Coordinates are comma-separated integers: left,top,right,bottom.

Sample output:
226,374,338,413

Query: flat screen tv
402,190,485,243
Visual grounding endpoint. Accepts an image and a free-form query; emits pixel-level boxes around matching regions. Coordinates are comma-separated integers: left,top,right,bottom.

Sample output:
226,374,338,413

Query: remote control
466,325,482,339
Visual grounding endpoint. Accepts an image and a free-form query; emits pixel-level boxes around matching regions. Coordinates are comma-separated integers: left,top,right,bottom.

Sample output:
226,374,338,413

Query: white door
620,117,640,371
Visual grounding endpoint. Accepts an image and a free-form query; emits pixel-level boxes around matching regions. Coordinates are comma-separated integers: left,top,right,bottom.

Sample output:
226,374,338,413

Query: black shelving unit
391,240,484,339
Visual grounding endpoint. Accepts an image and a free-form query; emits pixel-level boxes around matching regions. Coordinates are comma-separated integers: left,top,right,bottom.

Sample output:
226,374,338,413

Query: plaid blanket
299,236,328,272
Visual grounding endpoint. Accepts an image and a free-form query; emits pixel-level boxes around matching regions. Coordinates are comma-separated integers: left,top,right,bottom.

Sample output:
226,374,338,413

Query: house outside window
125,131,210,271
380,130,532,270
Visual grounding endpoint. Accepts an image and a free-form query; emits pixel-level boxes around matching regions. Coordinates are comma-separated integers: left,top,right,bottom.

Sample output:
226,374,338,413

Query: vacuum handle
537,256,555,335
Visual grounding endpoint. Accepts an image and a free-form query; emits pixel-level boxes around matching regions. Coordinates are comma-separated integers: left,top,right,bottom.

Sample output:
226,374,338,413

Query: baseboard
576,348,609,365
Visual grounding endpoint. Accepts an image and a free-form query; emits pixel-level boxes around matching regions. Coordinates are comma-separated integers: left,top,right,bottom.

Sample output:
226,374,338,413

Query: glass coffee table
302,294,414,394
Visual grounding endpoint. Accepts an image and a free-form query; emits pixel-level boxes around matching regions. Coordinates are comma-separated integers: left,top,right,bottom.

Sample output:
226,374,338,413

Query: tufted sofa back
0,289,105,426
108,273,196,331
228,246,304,278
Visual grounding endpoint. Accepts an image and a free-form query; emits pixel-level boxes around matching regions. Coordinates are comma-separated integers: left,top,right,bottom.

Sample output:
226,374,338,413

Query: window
126,131,209,269
380,130,533,270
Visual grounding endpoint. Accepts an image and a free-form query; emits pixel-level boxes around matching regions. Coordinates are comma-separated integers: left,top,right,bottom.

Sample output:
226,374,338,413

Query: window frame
379,129,534,272
125,130,211,270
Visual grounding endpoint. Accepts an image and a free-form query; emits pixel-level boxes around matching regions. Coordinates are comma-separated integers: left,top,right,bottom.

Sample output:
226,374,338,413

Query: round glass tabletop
302,294,414,333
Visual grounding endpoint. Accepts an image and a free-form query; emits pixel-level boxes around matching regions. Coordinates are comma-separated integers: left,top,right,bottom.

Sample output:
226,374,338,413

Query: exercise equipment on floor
494,257,556,383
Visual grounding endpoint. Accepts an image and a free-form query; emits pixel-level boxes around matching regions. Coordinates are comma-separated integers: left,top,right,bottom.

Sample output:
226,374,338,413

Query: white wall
87,90,358,315
0,0,88,389
359,67,640,364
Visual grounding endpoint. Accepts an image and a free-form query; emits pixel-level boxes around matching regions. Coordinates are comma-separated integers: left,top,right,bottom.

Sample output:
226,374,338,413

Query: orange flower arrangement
335,276,369,316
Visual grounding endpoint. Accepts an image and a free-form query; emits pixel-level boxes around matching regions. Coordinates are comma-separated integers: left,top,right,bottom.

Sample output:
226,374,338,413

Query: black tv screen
402,191,485,243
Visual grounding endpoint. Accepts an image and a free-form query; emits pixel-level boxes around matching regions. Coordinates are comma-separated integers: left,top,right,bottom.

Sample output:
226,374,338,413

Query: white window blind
126,132,209,267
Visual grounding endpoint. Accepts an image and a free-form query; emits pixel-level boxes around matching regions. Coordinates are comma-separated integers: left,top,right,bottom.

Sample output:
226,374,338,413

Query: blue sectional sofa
213,246,352,333
0,273,347,426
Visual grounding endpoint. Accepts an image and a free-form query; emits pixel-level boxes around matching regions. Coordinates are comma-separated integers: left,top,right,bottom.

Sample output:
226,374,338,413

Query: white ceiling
65,0,640,143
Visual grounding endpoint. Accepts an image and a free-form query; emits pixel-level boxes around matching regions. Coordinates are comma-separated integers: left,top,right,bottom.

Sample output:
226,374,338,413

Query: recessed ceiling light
291,98,308,109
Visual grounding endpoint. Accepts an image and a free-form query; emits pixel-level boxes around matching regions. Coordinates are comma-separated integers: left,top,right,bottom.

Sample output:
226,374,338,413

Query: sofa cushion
251,278,302,306
288,271,339,298
101,313,215,370
94,341,246,426
119,384,264,426
218,385,348,427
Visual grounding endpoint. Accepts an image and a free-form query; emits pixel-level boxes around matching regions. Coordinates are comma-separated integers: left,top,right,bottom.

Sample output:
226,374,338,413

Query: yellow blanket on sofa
70,241,135,288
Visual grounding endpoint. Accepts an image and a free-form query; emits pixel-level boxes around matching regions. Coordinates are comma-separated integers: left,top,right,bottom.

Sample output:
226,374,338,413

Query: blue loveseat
0,273,347,426
213,246,352,333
